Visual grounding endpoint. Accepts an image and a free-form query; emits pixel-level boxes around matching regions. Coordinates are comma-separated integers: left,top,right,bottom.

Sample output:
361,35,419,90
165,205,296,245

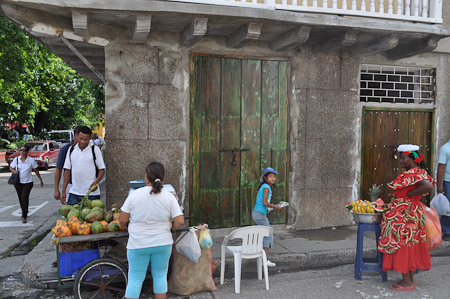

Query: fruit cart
52,231,129,299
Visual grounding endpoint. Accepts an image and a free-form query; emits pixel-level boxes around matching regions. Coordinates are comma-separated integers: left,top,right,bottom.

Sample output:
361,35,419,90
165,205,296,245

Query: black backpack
69,145,99,177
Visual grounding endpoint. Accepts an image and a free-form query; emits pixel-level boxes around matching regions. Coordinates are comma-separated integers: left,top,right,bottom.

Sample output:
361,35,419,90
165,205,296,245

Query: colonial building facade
2,0,449,229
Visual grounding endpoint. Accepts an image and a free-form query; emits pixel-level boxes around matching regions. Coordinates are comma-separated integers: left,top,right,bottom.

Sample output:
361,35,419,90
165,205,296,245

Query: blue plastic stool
355,223,387,281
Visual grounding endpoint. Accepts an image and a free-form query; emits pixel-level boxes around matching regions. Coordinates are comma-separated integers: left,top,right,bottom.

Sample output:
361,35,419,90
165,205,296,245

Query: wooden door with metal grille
361,108,434,204
190,55,289,228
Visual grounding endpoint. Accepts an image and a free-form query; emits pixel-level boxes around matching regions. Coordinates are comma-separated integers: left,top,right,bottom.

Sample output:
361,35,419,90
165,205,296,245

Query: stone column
103,34,189,208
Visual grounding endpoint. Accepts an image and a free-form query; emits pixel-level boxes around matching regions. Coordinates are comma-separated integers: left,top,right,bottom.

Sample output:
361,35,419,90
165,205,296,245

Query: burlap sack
168,234,218,295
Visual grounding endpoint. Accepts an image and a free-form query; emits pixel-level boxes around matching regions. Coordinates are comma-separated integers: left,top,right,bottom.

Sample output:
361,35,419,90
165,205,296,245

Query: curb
21,215,59,290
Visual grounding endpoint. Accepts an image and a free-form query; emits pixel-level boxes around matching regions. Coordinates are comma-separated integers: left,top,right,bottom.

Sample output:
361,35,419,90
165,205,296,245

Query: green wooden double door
190,56,289,228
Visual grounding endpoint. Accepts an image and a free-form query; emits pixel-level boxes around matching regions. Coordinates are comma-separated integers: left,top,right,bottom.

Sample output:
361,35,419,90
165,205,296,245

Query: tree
0,15,104,136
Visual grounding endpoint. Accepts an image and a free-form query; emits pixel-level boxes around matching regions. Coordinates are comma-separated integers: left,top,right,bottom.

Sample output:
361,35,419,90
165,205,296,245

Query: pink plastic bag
421,203,442,250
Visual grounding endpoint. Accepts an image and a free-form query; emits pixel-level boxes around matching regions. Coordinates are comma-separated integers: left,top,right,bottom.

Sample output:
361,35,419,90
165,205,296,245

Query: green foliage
0,16,104,134
0,138,10,149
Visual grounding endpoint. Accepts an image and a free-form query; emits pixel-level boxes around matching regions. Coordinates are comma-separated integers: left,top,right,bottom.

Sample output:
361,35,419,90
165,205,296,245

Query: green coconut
59,205,73,217
107,222,119,232
85,210,103,223
104,211,113,223
91,221,105,234
90,199,105,209
67,208,80,219
80,208,92,220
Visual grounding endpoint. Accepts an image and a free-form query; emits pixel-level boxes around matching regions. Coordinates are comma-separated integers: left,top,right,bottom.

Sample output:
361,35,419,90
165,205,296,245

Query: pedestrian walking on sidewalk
252,167,284,267
54,126,81,204
378,144,435,291
437,138,450,240
61,126,105,205
9,144,44,223
119,162,184,299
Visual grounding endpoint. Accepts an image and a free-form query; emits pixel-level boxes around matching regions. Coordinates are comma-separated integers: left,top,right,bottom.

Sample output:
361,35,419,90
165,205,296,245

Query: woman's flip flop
389,284,416,291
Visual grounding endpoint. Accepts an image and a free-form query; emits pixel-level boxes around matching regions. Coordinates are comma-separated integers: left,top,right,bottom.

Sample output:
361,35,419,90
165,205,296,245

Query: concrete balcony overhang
1,0,450,85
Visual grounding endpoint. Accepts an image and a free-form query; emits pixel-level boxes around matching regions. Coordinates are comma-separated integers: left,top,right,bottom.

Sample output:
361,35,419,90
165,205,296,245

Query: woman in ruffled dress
378,144,435,291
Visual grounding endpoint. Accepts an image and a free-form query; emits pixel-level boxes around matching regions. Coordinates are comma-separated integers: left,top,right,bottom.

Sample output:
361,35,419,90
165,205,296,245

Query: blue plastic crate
59,249,99,277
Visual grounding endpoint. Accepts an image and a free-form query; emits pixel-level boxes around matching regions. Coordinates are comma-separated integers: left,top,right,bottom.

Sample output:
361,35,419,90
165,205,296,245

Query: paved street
1,255,450,298
0,165,60,258
1,164,450,298
210,256,450,299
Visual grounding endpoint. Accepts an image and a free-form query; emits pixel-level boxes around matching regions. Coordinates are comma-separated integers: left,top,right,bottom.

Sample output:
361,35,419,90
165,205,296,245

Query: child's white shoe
266,260,276,267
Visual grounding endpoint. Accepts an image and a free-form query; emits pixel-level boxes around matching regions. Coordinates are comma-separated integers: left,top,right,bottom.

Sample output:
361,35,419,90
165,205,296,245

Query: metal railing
168,0,443,24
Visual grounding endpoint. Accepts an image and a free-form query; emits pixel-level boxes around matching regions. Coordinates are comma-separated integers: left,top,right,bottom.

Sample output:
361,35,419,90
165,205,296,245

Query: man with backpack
61,126,105,205
54,126,82,204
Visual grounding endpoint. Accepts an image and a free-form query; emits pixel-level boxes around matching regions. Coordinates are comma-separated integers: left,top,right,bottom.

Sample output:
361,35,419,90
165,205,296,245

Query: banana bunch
351,200,376,214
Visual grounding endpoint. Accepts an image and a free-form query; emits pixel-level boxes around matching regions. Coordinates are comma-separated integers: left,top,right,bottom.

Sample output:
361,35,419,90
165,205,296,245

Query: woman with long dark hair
9,144,44,223
120,162,184,299
378,144,435,291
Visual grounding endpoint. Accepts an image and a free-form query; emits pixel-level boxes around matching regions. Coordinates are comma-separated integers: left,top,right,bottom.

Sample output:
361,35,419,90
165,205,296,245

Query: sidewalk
21,220,450,295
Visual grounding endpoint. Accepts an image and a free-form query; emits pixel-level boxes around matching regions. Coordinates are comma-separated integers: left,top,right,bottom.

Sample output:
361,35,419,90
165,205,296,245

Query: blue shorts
252,209,274,248
67,193,100,205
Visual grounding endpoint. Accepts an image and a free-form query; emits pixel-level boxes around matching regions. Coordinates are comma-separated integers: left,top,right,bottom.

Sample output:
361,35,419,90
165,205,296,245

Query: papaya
76,222,91,235
59,205,72,217
113,213,120,221
107,221,119,232
91,199,105,209
67,208,80,219
73,204,80,209
111,203,121,210
104,211,113,223
68,216,81,234
91,221,105,234
85,210,103,223
100,220,109,232
52,225,72,237
80,208,92,220
56,219,68,227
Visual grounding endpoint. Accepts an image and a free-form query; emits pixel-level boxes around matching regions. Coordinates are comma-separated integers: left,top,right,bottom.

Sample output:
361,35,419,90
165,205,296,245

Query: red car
7,140,61,170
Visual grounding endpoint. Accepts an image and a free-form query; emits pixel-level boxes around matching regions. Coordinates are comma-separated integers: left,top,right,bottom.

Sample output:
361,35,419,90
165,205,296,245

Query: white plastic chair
220,225,273,293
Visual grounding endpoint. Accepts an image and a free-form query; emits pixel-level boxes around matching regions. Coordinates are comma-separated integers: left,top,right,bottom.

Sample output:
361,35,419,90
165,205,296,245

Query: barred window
360,64,435,104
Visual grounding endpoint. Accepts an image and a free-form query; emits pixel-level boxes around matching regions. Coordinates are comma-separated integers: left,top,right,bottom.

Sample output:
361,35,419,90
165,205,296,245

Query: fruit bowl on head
351,212,382,224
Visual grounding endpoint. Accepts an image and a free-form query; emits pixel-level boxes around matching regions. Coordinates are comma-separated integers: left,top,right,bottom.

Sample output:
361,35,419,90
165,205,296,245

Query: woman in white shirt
9,144,44,223
119,162,184,299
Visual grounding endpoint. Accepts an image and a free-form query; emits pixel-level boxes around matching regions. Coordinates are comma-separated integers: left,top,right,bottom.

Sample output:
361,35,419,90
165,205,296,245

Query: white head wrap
397,144,420,152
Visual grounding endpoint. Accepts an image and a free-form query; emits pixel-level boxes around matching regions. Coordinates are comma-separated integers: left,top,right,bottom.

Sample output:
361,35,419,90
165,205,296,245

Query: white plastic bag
430,193,450,216
175,228,201,263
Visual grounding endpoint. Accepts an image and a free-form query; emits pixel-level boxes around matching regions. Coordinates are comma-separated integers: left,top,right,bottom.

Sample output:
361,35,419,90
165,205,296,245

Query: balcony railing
168,0,443,24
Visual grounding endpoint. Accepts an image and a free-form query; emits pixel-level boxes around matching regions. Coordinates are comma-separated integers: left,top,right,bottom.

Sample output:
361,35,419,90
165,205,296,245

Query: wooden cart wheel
73,258,128,299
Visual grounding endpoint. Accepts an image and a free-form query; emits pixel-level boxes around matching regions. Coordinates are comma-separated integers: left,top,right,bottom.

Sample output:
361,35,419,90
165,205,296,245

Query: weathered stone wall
104,33,190,208
287,49,360,229
104,32,449,230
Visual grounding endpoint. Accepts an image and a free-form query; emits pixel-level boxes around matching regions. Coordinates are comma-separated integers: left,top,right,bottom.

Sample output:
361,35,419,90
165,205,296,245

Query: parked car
47,130,74,147
7,140,61,170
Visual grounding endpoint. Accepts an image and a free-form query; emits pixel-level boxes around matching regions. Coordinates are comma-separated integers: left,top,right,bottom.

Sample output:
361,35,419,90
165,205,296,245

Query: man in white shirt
61,126,105,205
438,139,450,240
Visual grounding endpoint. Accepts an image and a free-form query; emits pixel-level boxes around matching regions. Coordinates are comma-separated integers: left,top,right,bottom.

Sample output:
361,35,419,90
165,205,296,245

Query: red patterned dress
378,167,435,273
